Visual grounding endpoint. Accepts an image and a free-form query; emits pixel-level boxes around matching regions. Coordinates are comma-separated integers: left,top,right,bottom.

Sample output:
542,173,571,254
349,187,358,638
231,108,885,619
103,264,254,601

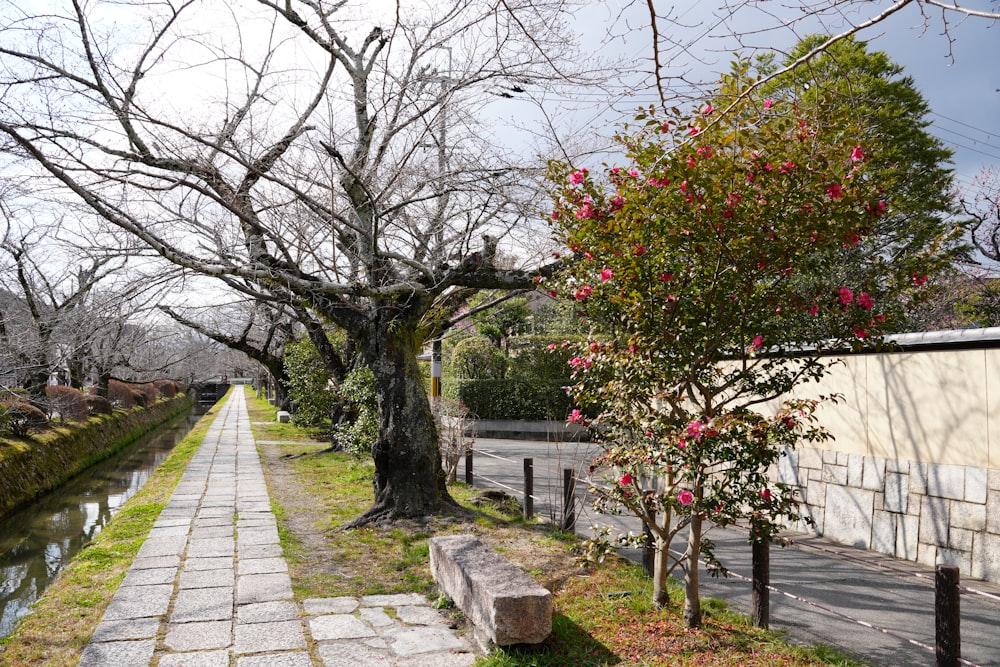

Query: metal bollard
523,458,534,520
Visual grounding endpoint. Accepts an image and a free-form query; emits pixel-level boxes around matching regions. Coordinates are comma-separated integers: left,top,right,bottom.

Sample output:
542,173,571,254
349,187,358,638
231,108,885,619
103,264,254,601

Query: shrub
450,335,507,380
138,383,159,405
85,394,114,416
283,338,339,427
44,385,89,422
506,334,585,383
108,381,134,409
448,378,573,420
131,390,148,408
153,380,177,399
332,367,378,457
1,401,48,437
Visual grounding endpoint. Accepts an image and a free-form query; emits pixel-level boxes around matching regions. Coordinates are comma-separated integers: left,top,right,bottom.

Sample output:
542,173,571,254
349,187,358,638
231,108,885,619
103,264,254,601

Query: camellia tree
544,61,963,628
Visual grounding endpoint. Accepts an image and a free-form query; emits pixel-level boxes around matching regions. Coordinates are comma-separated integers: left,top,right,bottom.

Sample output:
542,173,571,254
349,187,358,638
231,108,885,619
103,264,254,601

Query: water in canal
0,406,203,639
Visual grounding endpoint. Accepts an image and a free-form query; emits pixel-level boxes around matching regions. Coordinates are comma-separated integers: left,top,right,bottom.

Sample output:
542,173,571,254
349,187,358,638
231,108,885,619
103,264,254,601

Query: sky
559,1,1000,194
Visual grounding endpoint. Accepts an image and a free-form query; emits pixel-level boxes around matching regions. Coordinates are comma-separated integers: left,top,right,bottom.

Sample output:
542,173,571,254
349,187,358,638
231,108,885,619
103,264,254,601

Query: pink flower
702,104,714,115
751,335,763,351
854,327,868,339
659,272,673,282
838,286,854,306
867,200,887,216
689,126,700,136
827,183,844,200
600,268,613,282
763,99,774,109
583,251,593,260
568,409,584,424
589,341,601,352
633,244,647,256
548,343,557,351
678,490,694,506
760,488,772,500
574,285,593,300
569,169,586,185
857,292,874,310
780,161,795,174
677,439,686,449
851,146,865,162
619,473,633,486
686,420,705,440
808,303,819,316
912,273,928,287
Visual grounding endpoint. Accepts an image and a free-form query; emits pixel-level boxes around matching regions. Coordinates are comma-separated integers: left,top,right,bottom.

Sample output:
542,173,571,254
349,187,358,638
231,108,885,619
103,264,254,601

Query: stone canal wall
0,394,194,519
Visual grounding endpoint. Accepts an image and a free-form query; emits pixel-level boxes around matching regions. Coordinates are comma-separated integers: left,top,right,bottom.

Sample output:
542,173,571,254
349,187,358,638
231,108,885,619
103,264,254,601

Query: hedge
446,378,574,421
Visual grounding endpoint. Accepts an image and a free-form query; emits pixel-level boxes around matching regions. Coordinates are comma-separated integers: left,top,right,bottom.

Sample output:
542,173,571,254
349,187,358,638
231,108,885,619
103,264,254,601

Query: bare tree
0,0,598,523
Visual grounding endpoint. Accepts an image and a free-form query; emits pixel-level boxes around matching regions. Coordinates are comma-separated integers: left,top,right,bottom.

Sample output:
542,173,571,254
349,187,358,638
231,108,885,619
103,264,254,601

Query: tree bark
346,318,452,526
653,536,671,608
683,512,703,628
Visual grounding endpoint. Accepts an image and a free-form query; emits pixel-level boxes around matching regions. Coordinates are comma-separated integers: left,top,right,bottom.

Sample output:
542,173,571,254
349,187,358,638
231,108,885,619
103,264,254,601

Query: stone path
79,390,476,667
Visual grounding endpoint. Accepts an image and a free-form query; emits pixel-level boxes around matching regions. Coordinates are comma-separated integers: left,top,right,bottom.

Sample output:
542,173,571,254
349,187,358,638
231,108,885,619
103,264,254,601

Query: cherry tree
545,62,961,627
0,0,602,523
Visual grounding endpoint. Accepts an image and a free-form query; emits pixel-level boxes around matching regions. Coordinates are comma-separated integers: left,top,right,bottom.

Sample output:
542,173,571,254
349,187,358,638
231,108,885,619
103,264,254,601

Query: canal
0,405,205,639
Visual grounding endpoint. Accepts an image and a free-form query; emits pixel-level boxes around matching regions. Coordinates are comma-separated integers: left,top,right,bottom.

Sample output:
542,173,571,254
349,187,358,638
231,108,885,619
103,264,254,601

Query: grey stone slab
239,543,283,559
187,537,235,558
317,643,389,667
924,463,966,500
234,619,307,653
238,557,287,576
303,597,359,615
121,566,177,587
308,614,377,641
131,555,181,570
192,525,235,540
237,653,313,667
137,534,188,559
159,650,231,667
184,556,234,571
387,626,468,656
238,527,280,545
155,517,195,527
171,586,234,622
78,639,156,666
180,567,236,589
90,617,161,642
195,516,234,528
396,605,447,626
237,600,299,624
198,506,236,518
359,607,395,628
237,573,293,604
360,593,427,608
103,584,173,620
164,619,233,651
398,652,477,667
148,524,191,538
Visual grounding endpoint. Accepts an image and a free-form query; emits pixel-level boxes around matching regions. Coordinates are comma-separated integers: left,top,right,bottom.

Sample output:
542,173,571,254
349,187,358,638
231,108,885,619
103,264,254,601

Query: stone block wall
775,446,1000,584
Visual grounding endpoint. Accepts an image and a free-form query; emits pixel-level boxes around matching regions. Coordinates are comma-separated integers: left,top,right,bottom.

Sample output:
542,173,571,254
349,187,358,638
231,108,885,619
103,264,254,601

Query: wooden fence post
935,564,961,667
562,468,576,532
523,458,534,520
464,450,473,486
751,536,770,629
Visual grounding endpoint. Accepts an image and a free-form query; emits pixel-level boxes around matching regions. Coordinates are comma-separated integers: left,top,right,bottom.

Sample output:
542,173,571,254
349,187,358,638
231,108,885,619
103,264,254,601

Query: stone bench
429,534,552,650
276,410,290,423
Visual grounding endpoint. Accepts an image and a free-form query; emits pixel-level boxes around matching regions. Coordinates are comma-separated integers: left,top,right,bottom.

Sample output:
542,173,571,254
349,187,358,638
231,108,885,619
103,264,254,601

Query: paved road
469,437,1000,667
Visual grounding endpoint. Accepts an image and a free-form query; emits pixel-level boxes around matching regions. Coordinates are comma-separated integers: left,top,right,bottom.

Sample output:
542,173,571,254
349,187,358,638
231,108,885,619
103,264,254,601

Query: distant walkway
79,390,475,667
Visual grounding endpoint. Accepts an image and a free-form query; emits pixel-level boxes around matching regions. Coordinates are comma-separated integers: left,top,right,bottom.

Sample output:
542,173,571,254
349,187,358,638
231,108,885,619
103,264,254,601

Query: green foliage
283,338,340,428
448,378,572,420
506,335,582,383
449,335,507,380
468,291,531,349
545,59,959,625
332,367,378,457
1,401,48,436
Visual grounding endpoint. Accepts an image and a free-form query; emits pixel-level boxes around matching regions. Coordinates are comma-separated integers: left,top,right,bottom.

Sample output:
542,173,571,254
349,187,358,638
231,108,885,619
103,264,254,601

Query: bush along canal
0,402,206,639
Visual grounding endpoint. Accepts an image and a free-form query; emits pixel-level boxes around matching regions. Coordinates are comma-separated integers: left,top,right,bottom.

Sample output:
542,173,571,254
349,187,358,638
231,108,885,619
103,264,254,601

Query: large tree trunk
346,319,453,526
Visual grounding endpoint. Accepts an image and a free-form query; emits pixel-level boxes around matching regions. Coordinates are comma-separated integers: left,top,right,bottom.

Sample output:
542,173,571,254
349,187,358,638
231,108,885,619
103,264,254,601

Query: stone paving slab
164,620,233,651
234,619,308,653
